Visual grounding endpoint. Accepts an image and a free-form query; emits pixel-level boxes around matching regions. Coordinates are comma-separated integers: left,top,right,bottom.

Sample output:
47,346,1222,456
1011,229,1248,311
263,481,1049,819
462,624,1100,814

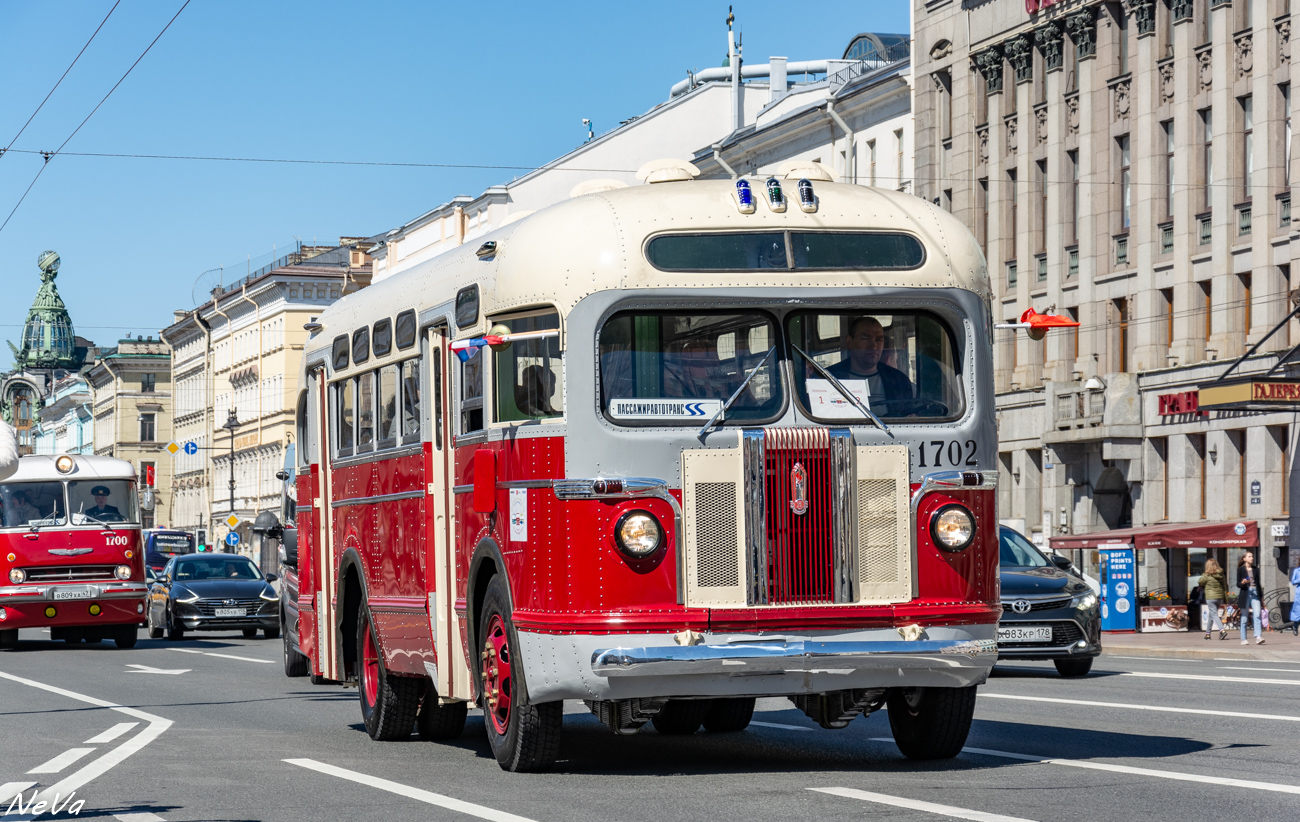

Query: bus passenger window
493,312,562,423
431,353,443,450
378,365,398,447
336,380,354,457
357,371,375,452
401,358,422,444
372,318,393,357
461,352,483,434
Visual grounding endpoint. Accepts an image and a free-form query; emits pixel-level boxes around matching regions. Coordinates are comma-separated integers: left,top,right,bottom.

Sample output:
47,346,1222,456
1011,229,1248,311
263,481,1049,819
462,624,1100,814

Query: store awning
1049,520,1259,551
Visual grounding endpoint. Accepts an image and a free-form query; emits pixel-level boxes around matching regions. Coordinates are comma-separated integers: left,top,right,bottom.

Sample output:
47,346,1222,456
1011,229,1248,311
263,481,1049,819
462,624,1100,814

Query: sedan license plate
997,625,1053,643
52,587,96,601
214,608,246,618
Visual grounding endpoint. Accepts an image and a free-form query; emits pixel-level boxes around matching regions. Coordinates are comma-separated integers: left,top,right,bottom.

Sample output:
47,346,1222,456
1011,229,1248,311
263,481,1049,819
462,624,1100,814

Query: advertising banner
1099,547,1137,632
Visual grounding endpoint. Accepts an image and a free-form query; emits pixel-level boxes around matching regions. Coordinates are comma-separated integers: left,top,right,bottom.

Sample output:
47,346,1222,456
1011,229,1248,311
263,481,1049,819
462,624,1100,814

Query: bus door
427,324,471,700
311,366,339,680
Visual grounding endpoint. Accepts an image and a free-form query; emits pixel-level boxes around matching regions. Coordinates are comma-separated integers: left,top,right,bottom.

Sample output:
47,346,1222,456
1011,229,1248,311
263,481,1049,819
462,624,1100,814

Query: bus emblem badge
790,463,809,515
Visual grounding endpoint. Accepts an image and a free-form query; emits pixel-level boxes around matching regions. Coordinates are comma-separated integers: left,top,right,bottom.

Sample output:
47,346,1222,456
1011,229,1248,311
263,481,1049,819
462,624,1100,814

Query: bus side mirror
281,527,298,567
473,449,497,513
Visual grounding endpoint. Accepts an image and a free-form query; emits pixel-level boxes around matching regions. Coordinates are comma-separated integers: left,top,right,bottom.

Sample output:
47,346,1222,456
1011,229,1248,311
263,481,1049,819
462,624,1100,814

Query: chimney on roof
173,309,188,324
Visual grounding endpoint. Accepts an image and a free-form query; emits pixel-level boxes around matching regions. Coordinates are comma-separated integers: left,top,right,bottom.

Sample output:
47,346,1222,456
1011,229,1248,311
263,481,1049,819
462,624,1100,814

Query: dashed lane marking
981,692,1300,722
165,648,274,664
0,783,36,805
750,720,814,732
810,787,1038,822
1218,666,1300,674
28,748,95,774
85,722,139,744
1119,671,1300,686
1107,656,1198,662
114,813,166,821
286,758,538,822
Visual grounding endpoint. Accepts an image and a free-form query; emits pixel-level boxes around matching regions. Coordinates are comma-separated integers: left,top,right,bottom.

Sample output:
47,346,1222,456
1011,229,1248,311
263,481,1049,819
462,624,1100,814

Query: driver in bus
827,316,914,409
85,486,125,522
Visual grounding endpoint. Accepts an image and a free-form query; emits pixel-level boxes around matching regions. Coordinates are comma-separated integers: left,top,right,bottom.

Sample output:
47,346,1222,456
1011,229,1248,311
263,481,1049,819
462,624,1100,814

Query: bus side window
335,379,354,458
401,357,422,445
460,351,484,434
357,372,375,453
431,352,443,450
493,311,562,422
377,365,398,448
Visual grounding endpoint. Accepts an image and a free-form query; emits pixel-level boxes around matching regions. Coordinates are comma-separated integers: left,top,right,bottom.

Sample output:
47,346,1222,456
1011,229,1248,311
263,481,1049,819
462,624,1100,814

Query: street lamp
221,409,241,519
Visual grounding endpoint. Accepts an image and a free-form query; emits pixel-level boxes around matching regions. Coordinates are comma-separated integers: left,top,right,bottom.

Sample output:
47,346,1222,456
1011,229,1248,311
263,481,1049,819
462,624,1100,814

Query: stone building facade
914,0,1300,600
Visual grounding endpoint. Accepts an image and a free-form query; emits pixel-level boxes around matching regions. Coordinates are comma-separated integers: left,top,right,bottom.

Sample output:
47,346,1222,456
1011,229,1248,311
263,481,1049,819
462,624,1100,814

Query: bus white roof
4,455,136,483
309,178,990,352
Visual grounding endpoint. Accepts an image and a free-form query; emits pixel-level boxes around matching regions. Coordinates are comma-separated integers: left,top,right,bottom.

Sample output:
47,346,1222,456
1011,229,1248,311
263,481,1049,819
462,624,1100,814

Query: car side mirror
1050,555,1072,570
265,573,279,583
159,574,170,584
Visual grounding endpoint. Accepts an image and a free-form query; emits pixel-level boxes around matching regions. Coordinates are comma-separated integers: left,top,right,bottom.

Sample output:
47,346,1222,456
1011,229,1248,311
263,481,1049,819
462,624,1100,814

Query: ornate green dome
8,251,80,370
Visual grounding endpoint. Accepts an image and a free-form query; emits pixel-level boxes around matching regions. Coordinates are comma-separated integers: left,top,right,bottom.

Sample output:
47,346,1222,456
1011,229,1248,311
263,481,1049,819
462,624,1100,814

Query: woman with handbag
1198,559,1229,640
1237,552,1265,645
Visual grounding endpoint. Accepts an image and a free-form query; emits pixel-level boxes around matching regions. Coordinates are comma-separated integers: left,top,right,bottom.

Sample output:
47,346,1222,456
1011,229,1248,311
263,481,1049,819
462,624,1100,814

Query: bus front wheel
357,604,421,740
886,686,977,760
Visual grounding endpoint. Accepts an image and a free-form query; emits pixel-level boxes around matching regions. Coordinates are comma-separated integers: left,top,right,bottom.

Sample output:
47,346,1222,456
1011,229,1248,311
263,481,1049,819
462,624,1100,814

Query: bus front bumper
0,581,149,604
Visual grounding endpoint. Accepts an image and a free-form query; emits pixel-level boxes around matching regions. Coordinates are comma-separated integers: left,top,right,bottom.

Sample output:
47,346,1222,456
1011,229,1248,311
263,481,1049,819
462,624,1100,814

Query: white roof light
636,159,701,185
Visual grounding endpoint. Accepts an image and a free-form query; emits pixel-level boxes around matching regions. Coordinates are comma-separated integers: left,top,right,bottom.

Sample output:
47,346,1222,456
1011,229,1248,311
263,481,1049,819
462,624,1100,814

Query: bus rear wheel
357,604,420,741
114,626,138,649
702,697,756,732
886,686,977,760
283,621,308,677
652,700,711,735
478,576,561,772
0,628,16,649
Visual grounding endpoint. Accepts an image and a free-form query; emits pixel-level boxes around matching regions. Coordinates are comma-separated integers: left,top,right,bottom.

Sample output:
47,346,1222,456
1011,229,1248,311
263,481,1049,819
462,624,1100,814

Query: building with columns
914,0,1300,601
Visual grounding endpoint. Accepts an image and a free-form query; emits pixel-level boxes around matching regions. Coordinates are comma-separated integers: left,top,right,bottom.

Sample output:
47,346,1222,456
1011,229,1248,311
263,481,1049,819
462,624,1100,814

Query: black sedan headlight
174,586,199,604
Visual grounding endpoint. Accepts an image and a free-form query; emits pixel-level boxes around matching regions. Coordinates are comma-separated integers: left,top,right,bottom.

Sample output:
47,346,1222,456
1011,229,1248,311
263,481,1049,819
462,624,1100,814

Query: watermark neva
6,789,85,817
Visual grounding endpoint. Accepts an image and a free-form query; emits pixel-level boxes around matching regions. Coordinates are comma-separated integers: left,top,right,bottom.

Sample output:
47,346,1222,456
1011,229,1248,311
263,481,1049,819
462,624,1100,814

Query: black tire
651,700,711,735
886,686,977,760
0,628,17,649
147,607,163,639
309,671,331,685
166,608,184,641
478,576,561,772
264,624,280,640
114,626,138,649
357,604,421,741
702,697,756,732
417,690,468,740
242,627,259,639
63,627,84,644
1054,657,1093,677
282,621,308,677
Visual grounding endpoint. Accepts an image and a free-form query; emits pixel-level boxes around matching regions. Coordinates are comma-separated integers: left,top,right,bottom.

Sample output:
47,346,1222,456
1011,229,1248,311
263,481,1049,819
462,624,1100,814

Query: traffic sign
165,441,180,455
224,513,240,529
225,532,241,546
183,441,198,455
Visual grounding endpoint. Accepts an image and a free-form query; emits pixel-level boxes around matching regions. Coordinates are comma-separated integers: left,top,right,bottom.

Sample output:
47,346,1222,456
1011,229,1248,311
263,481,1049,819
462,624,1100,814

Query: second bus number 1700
917,440,978,468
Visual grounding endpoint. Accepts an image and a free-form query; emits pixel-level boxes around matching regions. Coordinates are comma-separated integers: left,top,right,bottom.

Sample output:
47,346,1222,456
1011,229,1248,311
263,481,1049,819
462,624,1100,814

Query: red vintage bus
0,454,148,648
291,162,999,771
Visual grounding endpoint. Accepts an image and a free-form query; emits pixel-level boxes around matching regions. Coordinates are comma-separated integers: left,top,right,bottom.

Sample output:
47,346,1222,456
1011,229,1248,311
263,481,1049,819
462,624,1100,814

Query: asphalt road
2,631,1299,822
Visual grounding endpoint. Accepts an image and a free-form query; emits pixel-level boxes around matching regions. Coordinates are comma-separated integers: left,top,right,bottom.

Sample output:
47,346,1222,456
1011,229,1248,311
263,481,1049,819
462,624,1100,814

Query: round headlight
115,564,133,580
55,455,75,474
8,568,25,584
615,511,662,558
930,504,975,552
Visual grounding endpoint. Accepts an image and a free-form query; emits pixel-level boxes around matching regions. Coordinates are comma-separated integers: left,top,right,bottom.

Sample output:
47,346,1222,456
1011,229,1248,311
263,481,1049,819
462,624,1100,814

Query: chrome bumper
0,582,149,604
591,638,998,677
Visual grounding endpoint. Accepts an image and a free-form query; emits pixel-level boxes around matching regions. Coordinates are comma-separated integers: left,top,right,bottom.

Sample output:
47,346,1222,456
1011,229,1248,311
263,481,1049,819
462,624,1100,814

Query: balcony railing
1198,213,1213,245
1067,246,1079,279
1238,204,1252,236
1114,235,1129,266
1280,192,1292,228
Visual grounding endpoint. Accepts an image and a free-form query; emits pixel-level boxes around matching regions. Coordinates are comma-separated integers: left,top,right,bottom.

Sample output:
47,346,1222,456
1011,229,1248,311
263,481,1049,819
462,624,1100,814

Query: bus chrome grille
682,430,912,608
23,565,119,583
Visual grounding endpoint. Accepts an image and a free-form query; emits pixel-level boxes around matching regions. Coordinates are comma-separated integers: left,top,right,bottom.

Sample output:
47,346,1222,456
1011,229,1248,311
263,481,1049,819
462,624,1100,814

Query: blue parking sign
225,532,241,547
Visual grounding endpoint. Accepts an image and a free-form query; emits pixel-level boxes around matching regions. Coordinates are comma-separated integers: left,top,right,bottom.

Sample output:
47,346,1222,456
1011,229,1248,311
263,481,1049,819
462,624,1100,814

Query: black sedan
997,525,1101,677
146,553,280,640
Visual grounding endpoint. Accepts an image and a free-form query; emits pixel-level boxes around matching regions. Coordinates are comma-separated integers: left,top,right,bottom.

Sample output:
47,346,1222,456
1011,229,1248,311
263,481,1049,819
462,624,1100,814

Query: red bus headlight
115,565,133,580
8,568,24,584
930,504,975,552
614,511,662,558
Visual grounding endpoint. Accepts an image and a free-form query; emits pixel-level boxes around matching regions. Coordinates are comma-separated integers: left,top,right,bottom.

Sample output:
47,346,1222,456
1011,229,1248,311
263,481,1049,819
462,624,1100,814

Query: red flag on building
145,463,156,487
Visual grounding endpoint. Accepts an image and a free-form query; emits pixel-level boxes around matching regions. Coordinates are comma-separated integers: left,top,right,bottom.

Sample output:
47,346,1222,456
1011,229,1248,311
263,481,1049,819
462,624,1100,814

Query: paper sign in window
806,379,870,419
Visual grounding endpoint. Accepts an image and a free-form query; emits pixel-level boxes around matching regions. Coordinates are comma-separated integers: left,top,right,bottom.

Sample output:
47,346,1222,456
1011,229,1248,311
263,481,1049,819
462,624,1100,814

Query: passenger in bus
664,339,719,398
3,490,40,526
515,365,557,417
85,486,125,522
827,316,914,408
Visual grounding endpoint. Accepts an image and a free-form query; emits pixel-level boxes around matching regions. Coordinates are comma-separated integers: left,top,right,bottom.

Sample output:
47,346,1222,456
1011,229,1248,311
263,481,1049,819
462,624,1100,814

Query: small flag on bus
449,329,561,362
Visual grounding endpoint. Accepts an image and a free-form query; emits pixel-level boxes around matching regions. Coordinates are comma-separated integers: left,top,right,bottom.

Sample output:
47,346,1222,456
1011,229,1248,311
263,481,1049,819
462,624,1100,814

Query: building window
936,70,952,143
141,373,155,393
1067,306,1080,361
1067,149,1080,245
979,177,989,252
1240,272,1253,335
1007,260,1018,289
1161,0,1174,58
1162,287,1175,349
1201,280,1214,345
1276,425,1291,516
1118,5,1130,74
867,140,877,187
139,413,155,443
1201,108,1214,212
1036,159,1047,252
1008,169,1018,242
1163,120,1175,219
1231,430,1247,518
1154,437,1169,521
1191,433,1207,520
1240,96,1255,204
139,461,156,488
1115,297,1130,372
1284,84,1293,190
1118,135,1132,229
894,129,905,189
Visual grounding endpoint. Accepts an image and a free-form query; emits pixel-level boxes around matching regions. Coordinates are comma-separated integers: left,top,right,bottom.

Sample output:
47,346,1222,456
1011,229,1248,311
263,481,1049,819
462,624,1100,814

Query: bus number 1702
917,440,978,468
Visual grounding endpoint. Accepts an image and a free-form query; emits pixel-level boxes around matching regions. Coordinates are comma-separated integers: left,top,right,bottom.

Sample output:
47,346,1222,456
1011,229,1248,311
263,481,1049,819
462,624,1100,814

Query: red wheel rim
361,620,380,707
481,613,512,735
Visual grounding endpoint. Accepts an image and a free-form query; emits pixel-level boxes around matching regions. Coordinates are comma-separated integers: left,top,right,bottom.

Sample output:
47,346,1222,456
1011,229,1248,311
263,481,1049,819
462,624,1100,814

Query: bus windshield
67,480,140,525
147,531,195,555
787,310,964,421
598,311,783,425
0,482,67,528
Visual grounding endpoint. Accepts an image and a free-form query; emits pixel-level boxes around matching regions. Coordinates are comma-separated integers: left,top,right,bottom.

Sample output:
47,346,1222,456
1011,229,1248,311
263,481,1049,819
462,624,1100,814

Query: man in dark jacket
827,316,913,412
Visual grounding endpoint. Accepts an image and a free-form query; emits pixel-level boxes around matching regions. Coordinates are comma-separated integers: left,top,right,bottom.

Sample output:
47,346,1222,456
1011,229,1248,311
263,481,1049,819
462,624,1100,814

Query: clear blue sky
0,0,909,351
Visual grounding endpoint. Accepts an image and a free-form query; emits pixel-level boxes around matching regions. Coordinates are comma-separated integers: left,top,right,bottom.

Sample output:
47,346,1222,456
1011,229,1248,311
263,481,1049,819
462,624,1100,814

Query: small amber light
124,550,134,559
45,606,57,618
89,604,102,616
5,553,13,562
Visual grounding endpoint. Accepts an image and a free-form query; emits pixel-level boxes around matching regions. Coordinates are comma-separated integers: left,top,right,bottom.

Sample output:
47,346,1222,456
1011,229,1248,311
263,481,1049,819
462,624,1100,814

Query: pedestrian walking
1198,559,1229,640
1291,561,1300,625
1237,552,1265,645
0,418,17,482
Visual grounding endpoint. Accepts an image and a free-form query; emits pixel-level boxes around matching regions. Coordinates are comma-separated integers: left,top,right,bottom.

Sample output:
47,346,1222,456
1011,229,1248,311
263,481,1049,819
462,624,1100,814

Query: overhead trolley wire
0,0,190,236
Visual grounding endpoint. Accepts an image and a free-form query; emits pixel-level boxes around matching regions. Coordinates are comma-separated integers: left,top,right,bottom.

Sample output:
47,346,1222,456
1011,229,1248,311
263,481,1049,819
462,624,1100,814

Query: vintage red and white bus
0,454,147,648
291,161,999,771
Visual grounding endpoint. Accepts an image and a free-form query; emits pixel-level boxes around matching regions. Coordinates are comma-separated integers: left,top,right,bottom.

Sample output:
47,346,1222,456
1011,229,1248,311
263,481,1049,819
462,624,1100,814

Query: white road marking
85,722,139,744
28,747,95,774
961,745,1300,796
981,692,1300,722
1108,656,1197,662
750,720,814,732
286,758,539,822
114,813,166,821
125,664,190,675
165,648,272,664
810,787,1037,822
0,783,36,804
0,671,172,812
1119,671,1300,686
1218,666,1300,674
